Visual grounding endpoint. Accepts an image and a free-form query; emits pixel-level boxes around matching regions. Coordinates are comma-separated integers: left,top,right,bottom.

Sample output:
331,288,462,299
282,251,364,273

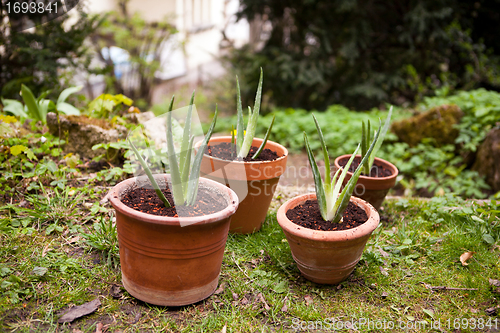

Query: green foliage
81,216,119,268
87,93,133,119
232,0,500,110
91,4,178,107
0,3,102,99
2,85,82,123
421,88,500,153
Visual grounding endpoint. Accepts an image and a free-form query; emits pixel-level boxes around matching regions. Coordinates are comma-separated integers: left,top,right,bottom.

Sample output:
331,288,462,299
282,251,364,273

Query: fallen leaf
256,293,270,310
232,292,238,301
423,309,434,319
42,243,51,257
304,295,313,306
95,322,103,333
58,299,101,323
380,266,389,276
281,296,288,312
221,325,227,333
486,307,497,316
109,284,122,299
378,247,390,258
241,296,249,305
460,251,475,266
260,250,264,255
72,329,84,333
214,282,225,295
381,291,389,299
65,236,80,245
489,279,500,287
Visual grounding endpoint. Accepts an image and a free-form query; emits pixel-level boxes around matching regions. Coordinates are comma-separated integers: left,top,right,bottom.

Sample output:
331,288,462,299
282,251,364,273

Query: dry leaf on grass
281,296,288,312
58,299,101,323
214,282,226,295
380,266,389,276
489,279,500,287
95,322,103,333
460,251,475,266
304,295,314,306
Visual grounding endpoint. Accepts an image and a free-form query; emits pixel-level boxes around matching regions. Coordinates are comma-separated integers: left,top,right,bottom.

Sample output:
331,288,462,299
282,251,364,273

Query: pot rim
334,154,399,181
195,136,288,165
277,193,380,241
107,174,239,226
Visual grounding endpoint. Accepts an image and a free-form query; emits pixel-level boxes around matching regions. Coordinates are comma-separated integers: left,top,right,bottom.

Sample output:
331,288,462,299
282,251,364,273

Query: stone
472,127,500,192
46,113,127,159
391,104,463,146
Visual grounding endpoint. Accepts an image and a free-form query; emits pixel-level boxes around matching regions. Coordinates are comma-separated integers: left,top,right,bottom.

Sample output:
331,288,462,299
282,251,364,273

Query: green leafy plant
360,107,393,175
234,69,275,159
81,216,119,268
304,115,381,222
87,93,133,119
128,94,218,207
1,85,82,122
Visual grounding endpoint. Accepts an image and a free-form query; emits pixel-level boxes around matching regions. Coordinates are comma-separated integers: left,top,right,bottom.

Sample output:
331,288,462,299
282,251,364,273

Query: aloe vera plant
360,106,393,175
234,69,275,160
128,94,218,207
304,115,381,222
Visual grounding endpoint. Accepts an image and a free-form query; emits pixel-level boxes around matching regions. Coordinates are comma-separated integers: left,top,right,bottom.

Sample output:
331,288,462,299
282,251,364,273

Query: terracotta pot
277,194,379,284
334,155,398,210
107,174,238,306
196,136,288,234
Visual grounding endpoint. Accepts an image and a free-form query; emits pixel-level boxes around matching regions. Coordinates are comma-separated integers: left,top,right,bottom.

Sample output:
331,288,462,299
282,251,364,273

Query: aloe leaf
21,85,42,122
331,121,382,223
179,91,195,177
181,136,194,198
128,137,171,208
304,132,328,221
236,76,244,152
368,106,393,170
312,114,330,185
186,106,218,205
238,68,263,158
166,107,185,206
252,115,275,160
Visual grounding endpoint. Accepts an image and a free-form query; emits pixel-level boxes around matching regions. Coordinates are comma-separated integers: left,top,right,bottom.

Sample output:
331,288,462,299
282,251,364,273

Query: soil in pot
121,186,227,217
205,142,281,161
286,200,368,231
338,156,393,178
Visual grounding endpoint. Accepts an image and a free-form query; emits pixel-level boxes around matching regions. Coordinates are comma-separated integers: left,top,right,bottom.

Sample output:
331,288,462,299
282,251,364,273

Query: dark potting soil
121,186,227,217
286,200,368,231
338,156,393,178
204,142,281,162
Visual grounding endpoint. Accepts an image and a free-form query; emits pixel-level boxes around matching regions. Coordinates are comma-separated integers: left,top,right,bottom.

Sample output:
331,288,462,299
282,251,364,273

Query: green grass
1,191,499,332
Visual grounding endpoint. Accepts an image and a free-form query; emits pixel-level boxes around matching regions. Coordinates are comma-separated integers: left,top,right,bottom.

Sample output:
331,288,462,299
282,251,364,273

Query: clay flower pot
196,136,288,234
277,193,379,284
334,155,398,210
107,174,239,306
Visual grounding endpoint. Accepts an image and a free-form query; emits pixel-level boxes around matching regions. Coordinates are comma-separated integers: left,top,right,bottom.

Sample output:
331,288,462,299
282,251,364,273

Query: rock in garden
391,104,463,146
46,112,127,159
472,127,500,191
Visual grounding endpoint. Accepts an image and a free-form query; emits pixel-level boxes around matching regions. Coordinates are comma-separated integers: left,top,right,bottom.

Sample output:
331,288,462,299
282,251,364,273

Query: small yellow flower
0,115,17,124
231,129,246,136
